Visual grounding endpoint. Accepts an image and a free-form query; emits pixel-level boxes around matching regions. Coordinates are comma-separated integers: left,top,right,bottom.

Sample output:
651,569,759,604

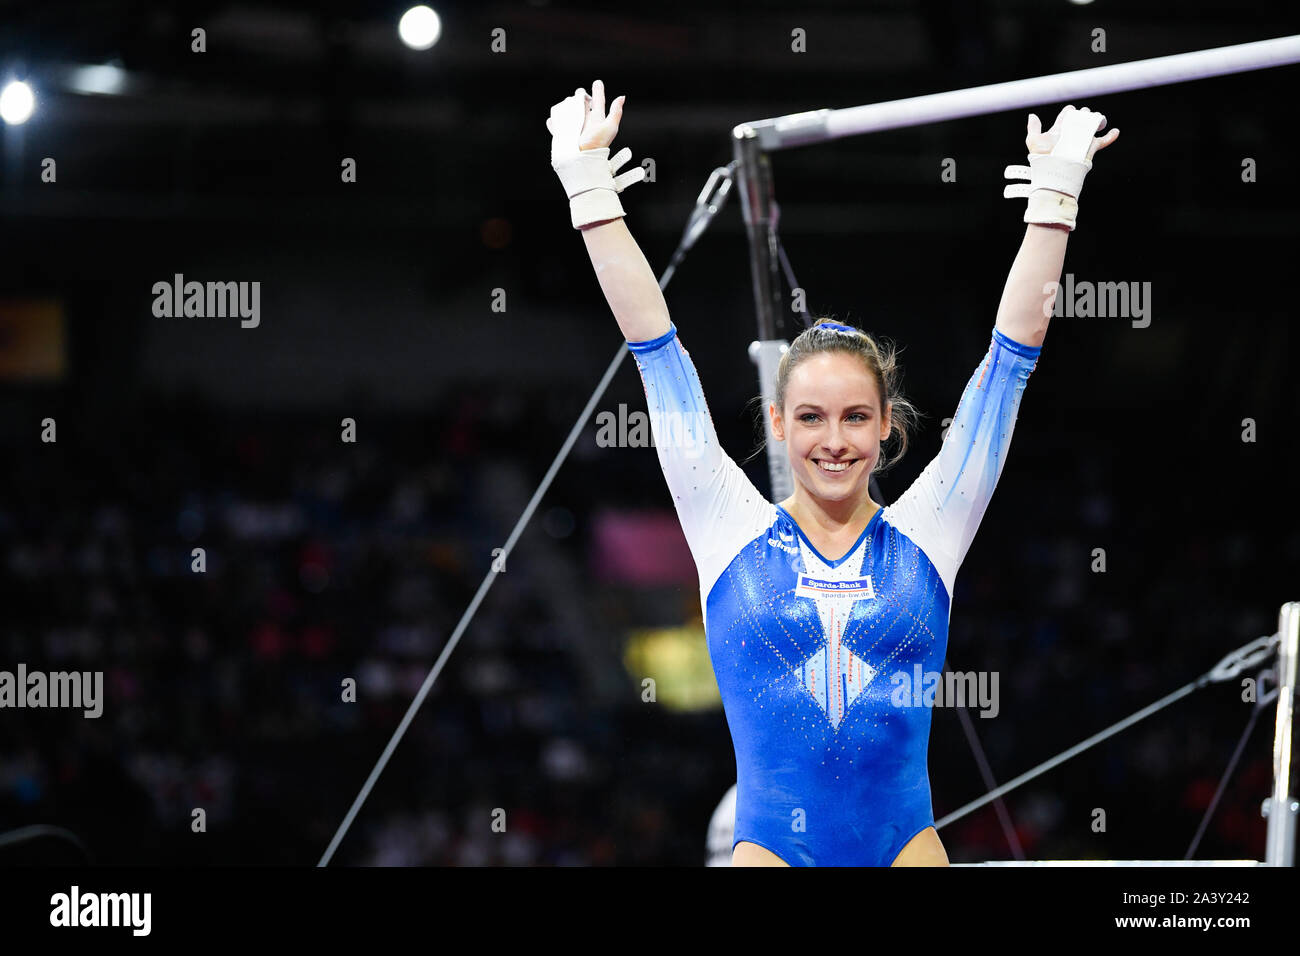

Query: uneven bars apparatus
731,36,1300,866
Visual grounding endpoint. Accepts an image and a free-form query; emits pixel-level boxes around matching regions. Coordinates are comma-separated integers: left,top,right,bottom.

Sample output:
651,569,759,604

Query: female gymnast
548,80,1118,866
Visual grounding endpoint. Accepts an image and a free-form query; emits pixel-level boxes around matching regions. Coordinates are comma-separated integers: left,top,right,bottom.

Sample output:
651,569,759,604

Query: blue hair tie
815,322,859,335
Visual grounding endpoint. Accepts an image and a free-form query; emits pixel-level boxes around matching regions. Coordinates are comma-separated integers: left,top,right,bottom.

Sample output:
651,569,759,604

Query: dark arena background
0,0,1296,901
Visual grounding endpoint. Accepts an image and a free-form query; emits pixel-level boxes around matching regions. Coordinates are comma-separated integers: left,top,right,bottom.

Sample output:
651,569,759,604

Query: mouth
813,458,860,476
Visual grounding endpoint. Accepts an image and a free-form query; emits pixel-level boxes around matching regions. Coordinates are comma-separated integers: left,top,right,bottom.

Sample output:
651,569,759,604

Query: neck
782,487,877,532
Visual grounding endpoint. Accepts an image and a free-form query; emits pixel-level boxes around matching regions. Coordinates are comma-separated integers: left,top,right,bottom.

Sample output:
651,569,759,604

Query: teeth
816,460,853,472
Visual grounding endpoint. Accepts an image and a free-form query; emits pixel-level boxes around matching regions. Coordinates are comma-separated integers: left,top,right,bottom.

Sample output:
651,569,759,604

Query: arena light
622,625,720,712
398,5,441,50
67,64,127,96
0,80,35,125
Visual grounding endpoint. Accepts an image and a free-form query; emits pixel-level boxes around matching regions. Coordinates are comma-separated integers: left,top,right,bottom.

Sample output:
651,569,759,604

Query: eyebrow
793,403,875,413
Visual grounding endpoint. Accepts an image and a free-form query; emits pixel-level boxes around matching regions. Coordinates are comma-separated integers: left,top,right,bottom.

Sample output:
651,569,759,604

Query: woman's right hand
548,79,643,230
547,79,627,153
577,79,627,151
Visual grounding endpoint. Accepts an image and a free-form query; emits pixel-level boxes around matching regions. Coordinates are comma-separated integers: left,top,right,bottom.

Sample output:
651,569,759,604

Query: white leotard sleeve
883,326,1042,603
627,324,776,610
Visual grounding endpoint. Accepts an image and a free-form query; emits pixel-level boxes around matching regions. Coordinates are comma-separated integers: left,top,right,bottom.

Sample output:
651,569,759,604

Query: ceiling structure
0,0,1295,231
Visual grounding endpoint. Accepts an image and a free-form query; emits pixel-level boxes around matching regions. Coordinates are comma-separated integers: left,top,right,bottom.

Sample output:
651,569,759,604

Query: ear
768,401,785,441
881,401,893,442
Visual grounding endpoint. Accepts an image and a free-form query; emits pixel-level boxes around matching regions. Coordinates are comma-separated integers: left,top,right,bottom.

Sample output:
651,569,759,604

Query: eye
799,412,870,423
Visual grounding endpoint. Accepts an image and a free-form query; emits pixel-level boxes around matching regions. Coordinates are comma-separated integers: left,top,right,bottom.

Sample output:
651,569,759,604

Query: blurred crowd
0,380,1291,865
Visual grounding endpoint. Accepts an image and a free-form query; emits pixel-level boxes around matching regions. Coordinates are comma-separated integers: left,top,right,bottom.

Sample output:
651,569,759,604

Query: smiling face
769,351,892,508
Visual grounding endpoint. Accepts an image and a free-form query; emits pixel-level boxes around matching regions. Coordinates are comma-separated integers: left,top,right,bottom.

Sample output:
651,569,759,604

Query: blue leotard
628,322,1041,865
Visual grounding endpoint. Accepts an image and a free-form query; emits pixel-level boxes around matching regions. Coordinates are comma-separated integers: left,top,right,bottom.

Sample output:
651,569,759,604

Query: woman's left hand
1025,105,1119,160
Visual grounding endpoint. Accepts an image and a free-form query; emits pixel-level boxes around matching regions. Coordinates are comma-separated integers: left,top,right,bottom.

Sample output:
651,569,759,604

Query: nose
822,423,850,456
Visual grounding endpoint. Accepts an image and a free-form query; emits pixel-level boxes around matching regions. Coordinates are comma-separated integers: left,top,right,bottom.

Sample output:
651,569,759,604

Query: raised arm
580,216,672,344
885,107,1120,601
547,79,670,344
995,107,1120,349
547,80,773,606
993,224,1069,349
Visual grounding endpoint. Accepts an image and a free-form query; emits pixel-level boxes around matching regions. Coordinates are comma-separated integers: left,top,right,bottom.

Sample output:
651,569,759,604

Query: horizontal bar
954,860,1261,867
743,34,1300,149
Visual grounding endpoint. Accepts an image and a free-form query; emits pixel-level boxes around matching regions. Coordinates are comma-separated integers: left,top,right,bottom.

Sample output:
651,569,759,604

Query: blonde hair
745,317,921,476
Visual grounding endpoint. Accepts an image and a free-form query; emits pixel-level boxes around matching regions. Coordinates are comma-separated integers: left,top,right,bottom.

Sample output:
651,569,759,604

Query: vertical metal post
1265,601,1298,866
733,123,792,502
